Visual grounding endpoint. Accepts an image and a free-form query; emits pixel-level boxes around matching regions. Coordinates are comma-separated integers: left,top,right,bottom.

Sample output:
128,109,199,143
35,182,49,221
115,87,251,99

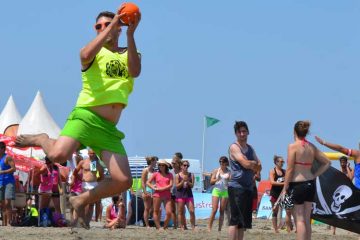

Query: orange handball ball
118,2,140,25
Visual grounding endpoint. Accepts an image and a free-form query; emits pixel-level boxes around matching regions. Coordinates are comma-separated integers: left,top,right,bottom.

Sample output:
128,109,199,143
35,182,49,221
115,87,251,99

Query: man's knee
121,175,132,190
112,175,132,192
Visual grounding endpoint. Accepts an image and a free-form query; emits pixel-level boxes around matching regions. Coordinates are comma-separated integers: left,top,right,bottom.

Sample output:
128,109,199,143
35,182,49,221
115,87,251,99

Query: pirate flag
312,166,360,234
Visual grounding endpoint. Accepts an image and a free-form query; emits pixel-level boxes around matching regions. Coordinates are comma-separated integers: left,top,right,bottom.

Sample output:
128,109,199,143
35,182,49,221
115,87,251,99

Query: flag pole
201,116,206,180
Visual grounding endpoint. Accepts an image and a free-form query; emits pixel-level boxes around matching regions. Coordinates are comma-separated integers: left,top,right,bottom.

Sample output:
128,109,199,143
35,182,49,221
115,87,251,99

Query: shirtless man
14,6,141,228
73,149,104,226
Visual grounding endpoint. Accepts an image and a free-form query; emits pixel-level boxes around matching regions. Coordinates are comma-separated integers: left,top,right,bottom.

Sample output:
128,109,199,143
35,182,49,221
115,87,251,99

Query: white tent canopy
17,91,61,139
0,95,22,134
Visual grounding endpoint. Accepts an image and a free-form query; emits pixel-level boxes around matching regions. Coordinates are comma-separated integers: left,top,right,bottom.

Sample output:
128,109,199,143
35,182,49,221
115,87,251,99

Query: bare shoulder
308,142,317,149
39,165,47,171
229,143,240,152
83,159,91,164
288,142,297,150
5,155,13,162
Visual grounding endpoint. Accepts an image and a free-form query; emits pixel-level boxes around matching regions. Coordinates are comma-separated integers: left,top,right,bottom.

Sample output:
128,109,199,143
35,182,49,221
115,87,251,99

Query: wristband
347,149,352,156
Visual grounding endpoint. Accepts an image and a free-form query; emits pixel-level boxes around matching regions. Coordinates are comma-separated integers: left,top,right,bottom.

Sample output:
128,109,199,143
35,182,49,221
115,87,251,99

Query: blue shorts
0,183,15,200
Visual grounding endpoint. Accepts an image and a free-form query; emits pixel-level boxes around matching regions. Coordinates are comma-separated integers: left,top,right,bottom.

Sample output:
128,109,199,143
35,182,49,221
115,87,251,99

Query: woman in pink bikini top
39,158,60,193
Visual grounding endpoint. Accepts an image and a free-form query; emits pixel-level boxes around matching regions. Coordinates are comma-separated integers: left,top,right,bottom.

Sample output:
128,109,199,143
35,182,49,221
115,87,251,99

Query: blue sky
1,1,359,177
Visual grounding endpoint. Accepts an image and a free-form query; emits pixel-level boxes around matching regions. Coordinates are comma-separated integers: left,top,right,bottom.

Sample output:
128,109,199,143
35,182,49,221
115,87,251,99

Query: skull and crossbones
330,185,352,213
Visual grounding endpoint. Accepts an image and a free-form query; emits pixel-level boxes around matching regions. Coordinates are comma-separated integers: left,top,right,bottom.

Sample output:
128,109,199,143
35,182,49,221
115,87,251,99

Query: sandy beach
0,219,358,240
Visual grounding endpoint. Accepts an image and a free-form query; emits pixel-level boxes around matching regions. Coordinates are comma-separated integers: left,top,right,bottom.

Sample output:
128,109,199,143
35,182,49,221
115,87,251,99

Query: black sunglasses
95,21,111,30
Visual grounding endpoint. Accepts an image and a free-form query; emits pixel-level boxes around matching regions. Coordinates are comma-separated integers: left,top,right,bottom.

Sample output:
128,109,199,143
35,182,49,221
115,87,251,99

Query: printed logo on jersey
106,60,128,78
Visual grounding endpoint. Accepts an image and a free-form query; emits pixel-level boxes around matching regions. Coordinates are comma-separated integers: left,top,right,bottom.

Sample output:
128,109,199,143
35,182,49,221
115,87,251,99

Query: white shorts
82,181,98,191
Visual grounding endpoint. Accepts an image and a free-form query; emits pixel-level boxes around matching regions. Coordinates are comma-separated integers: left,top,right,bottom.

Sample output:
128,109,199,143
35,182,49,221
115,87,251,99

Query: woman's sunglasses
94,22,111,31
182,164,189,167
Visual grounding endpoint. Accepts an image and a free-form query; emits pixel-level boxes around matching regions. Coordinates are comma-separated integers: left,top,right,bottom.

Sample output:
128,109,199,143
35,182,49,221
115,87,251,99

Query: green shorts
212,188,228,198
60,107,126,157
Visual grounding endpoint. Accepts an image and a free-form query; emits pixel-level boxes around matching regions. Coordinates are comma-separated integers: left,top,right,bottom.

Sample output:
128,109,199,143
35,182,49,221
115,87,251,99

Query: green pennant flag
206,116,220,128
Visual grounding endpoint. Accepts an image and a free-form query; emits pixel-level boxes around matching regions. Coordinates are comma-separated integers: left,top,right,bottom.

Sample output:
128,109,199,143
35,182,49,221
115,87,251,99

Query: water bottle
41,213,50,227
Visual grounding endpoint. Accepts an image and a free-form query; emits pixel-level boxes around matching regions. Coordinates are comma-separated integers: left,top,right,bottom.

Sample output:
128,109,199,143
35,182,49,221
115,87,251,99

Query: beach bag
52,212,67,227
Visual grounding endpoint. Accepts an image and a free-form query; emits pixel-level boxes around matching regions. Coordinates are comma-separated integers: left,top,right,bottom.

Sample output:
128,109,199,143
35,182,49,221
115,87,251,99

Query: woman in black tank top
269,155,292,233
175,160,196,230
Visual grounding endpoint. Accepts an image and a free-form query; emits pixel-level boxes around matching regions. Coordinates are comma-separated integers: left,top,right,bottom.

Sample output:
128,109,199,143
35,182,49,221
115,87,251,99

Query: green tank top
76,47,135,107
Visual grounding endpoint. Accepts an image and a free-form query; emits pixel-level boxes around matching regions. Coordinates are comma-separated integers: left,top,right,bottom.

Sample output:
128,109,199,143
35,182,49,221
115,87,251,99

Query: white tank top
214,168,230,191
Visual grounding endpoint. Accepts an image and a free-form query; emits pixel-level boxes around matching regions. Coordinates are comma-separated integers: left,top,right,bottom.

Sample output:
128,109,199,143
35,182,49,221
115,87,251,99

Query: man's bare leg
95,200,102,222
70,151,132,229
15,135,79,164
85,203,94,226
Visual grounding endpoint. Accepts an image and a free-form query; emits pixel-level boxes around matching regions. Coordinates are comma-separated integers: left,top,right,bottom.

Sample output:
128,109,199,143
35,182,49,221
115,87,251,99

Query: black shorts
228,186,253,229
289,179,316,205
52,192,60,198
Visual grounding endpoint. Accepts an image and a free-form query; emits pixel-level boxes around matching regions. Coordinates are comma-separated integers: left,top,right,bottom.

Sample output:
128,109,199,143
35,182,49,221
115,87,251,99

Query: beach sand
0,219,358,240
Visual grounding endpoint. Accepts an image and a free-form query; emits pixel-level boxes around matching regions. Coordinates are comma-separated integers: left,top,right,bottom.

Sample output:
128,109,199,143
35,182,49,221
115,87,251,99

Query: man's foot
69,196,89,230
14,134,48,147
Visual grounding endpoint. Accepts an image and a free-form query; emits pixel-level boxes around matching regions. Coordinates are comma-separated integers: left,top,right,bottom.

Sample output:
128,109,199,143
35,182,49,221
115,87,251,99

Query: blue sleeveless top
228,143,255,190
0,154,15,186
354,162,360,189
